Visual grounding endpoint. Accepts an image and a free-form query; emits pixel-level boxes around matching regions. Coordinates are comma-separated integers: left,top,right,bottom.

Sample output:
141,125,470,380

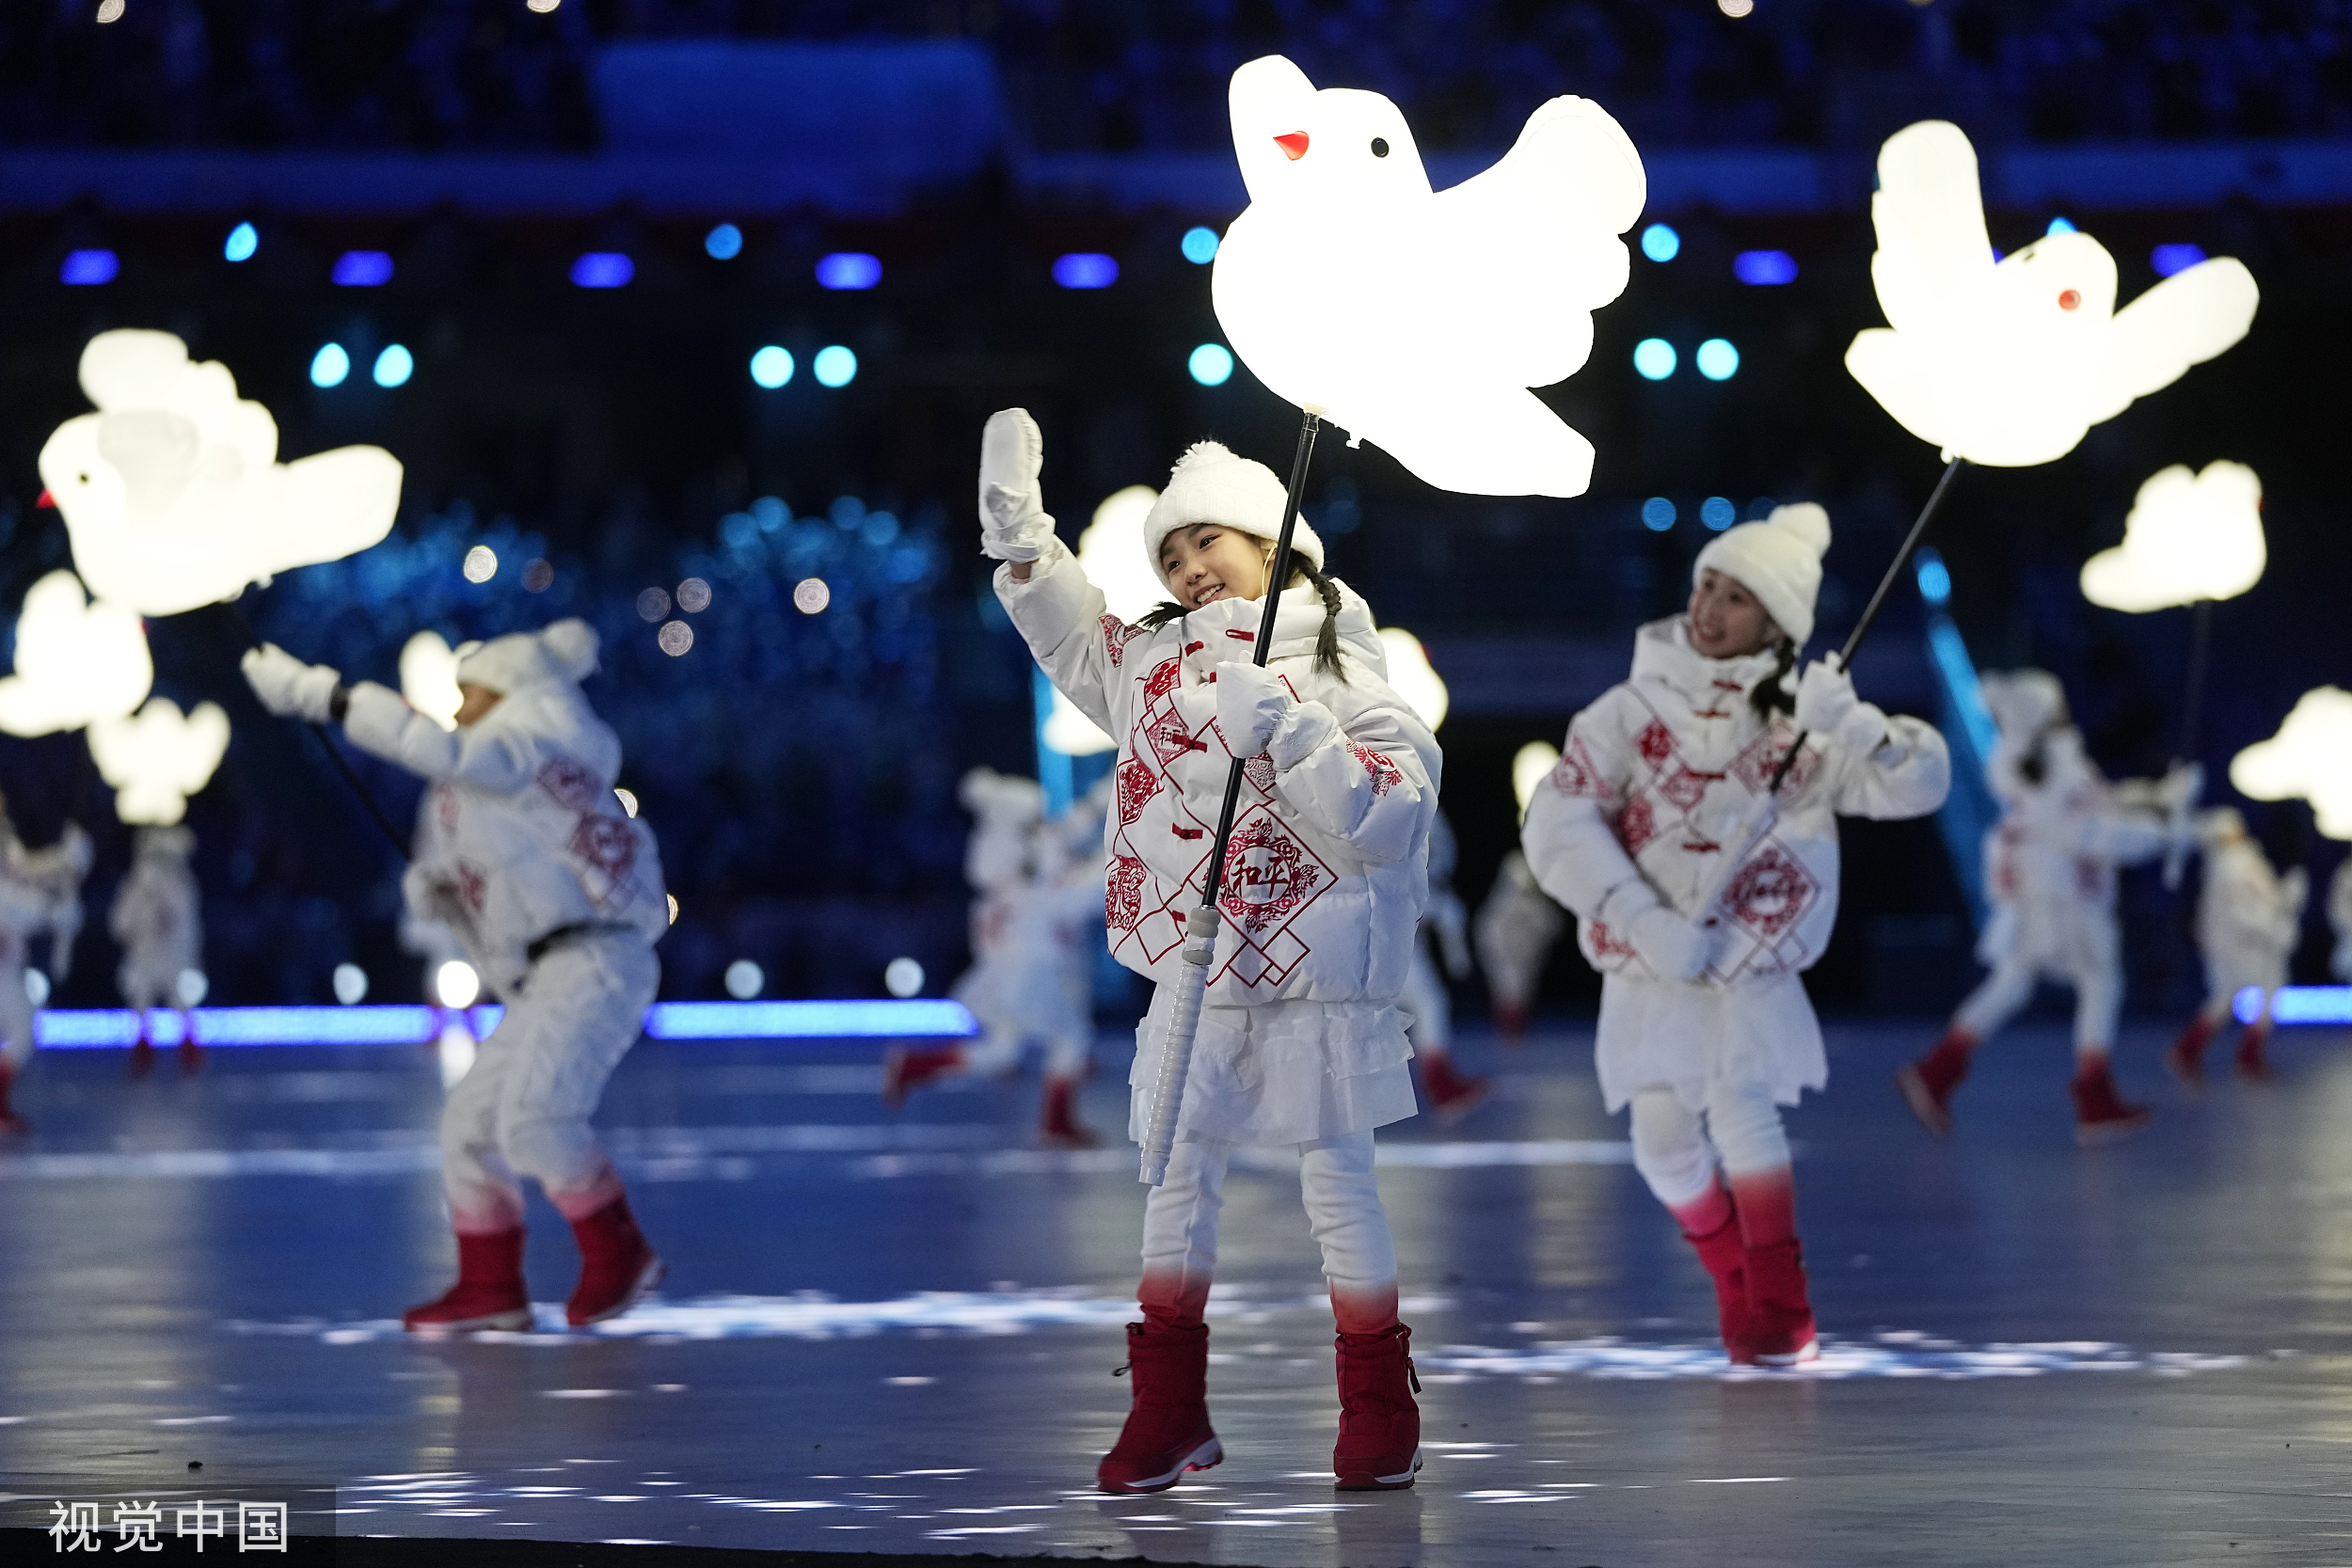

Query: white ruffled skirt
1595,971,1826,1115
1127,986,1418,1148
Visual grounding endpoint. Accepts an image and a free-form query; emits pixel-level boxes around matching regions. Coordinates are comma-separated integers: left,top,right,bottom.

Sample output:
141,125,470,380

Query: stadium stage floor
2,1017,2349,1567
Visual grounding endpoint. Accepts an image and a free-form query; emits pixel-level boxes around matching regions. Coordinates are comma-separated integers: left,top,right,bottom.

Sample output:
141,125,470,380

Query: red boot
882,1045,964,1108
2165,1015,2218,1083
178,1037,202,1076
128,1037,155,1080
1041,1075,1097,1148
1334,1323,1422,1489
1897,1027,1975,1135
404,1228,532,1334
1683,1209,1752,1364
1493,1003,1529,1044
2071,1055,2153,1147
1417,1052,1489,1127
2235,1021,2275,1080
1741,1241,1819,1366
565,1196,663,1327
1098,1320,1220,1494
0,1060,26,1134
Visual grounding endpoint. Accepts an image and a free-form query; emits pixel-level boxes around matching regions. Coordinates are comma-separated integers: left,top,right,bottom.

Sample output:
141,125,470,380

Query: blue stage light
1053,253,1120,289
1633,339,1677,380
1733,249,1798,285
816,252,882,291
1696,338,1740,380
1188,343,1234,387
371,344,413,388
571,252,634,289
2269,987,2352,1025
1641,223,1680,262
1181,227,1220,263
332,250,393,287
750,345,795,388
224,222,259,263
310,343,351,388
2151,243,2208,277
2046,215,2077,235
705,223,743,260
1641,498,1677,531
1701,497,1737,531
30,999,979,1049
60,249,119,286
813,345,858,388
1915,547,1953,606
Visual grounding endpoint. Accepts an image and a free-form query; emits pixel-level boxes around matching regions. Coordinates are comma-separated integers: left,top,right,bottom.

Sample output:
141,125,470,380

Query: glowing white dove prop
1213,55,1644,498
0,571,153,737
2231,687,2352,841
1847,121,2258,467
2080,461,2265,612
399,630,468,733
39,330,404,616
1377,627,1449,731
1513,739,1561,819
87,698,230,826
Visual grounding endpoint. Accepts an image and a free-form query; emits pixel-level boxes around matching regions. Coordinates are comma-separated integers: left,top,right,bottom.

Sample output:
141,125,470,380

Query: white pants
961,1024,1092,1080
441,930,659,1230
1141,1131,1398,1298
1628,1079,1791,1209
0,958,30,1072
1955,952,2122,1053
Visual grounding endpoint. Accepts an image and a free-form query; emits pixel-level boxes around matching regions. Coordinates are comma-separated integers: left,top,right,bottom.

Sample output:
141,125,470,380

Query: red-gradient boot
0,1059,26,1134
1098,1320,1220,1494
403,1228,532,1334
2165,1014,2218,1083
1897,1026,1975,1135
1417,1052,1489,1127
565,1196,663,1327
2235,1021,2275,1080
1334,1323,1422,1490
882,1045,964,1108
1684,1209,1753,1364
1741,1241,1820,1366
2071,1055,2153,1147
1041,1075,1098,1149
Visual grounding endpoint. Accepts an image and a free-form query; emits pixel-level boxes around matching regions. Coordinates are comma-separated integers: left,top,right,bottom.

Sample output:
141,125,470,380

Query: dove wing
261,446,404,576
2086,257,2260,423
1868,120,1994,336
1445,94,1647,237
1845,327,1951,452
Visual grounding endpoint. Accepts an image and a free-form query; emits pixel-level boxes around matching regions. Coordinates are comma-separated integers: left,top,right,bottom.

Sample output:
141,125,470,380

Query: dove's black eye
1370,138,1390,158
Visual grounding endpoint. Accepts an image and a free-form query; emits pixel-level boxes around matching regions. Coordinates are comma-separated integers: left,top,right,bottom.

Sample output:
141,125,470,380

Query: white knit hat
1692,502,1831,648
456,619,600,694
1979,669,2067,740
1142,439,1324,590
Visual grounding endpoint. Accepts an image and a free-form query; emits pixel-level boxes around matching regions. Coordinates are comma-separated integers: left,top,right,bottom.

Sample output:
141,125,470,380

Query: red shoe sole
1098,1436,1221,1494
1336,1449,1422,1490
569,1255,665,1328
2074,1113,2153,1148
405,1307,532,1336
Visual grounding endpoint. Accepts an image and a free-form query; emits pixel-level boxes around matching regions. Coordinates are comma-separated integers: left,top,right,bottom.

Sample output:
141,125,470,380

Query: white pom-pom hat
1693,502,1831,648
456,619,600,694
1141,439,1324,591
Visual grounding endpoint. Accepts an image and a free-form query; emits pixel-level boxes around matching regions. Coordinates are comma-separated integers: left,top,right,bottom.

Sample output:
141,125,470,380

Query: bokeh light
1641,498,1677,531
1733,249,1798,285
1181,227,1220,263
1701,496,1737,531
676,578,713,612
332,250,393,287
333,964,369,1005
372,344,414,388
705,223,743,260
1053,253,1120,289
1188,343,1234,386
724,959,764,999
224,222,259,262
658,620,694,656
637,587,673,622
462,546,498,583
61,250,119,286
750,345,795,388
1633,339,1677,380
1696,338,1740,380
793,578,832,614
310,343,351,388
813,345,858,387
435,960,480,1009
816,253,882,291
1640,223,1680,262
571,252,634,289
884,957,926,997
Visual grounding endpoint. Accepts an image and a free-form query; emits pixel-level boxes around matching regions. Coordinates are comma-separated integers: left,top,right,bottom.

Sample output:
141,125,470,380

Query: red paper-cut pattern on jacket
1116,756,1160,824
1102,616,1147,669
1106,855,1149,932
1657,764,1714,812
1722,846,1816,941
1729,727,1820,798
1549,736,1612,800
569,814,639,883
1616,795,1658,856
1142,657,1183,704
1587,918,1635,961
1635,720,1677,770
1348,743,1404,797
537,755,603,812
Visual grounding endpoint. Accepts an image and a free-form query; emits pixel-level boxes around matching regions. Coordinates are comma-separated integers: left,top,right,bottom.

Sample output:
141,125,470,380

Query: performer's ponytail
1749,639,1797,722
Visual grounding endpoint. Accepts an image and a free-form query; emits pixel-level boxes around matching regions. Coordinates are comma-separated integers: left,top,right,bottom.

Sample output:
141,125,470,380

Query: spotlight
224,223,259,263
435,960,480,1010
310,343,351,388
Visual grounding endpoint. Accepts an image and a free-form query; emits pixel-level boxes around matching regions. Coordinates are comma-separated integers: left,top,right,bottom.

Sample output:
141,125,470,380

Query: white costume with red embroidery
1521,617,1949,1112
111,829,200,1016
1953,729,2167,1051
998,537,1438,1147
1473,849,1565,1024
340,675,667,1229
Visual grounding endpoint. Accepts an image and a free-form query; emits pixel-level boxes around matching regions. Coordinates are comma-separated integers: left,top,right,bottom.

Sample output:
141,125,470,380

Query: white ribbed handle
1138,906,1219,1186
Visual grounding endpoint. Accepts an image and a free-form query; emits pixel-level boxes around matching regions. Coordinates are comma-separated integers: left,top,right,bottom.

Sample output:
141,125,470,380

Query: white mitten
1599,879,1708,981
1215,662,1291,759
1795,654,1888,752
977,407,1056,562
242,643,342,723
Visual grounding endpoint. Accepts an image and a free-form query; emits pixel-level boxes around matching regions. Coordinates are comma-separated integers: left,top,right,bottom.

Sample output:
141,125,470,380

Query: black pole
1198,408,1322,911
216,602,410,861
1768,453,1967,794
2177,597,2215,763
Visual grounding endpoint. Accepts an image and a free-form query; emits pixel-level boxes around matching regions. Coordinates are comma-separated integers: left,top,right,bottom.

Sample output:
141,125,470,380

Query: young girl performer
115,825,203,1077
2166,807,2306,1081
1521,506,1948,1364
983,410,1438,1493
243,623,671,1332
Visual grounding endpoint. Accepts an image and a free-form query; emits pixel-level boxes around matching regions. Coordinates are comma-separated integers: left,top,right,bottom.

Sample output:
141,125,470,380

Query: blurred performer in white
1899,670,2192,1144
1474,851,1563,1042
0,795,91,1132
2166,807,2307,1081
2332,858,2352,985
114,824,202,1077
886,769,1108,1147
243,621,671,1332
1403,812,1484,1121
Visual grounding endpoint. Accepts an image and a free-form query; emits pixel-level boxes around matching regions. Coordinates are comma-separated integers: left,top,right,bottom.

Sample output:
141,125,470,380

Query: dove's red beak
1274,132,1310,161
33,490,53,510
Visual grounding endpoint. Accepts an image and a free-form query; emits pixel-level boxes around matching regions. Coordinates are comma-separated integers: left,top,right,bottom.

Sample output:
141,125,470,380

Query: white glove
1215,662,1291,759
242,643,342,723
2158,760,2205,813
1794,654,1888,752
977,407,1056,562
1600,879,1708,982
